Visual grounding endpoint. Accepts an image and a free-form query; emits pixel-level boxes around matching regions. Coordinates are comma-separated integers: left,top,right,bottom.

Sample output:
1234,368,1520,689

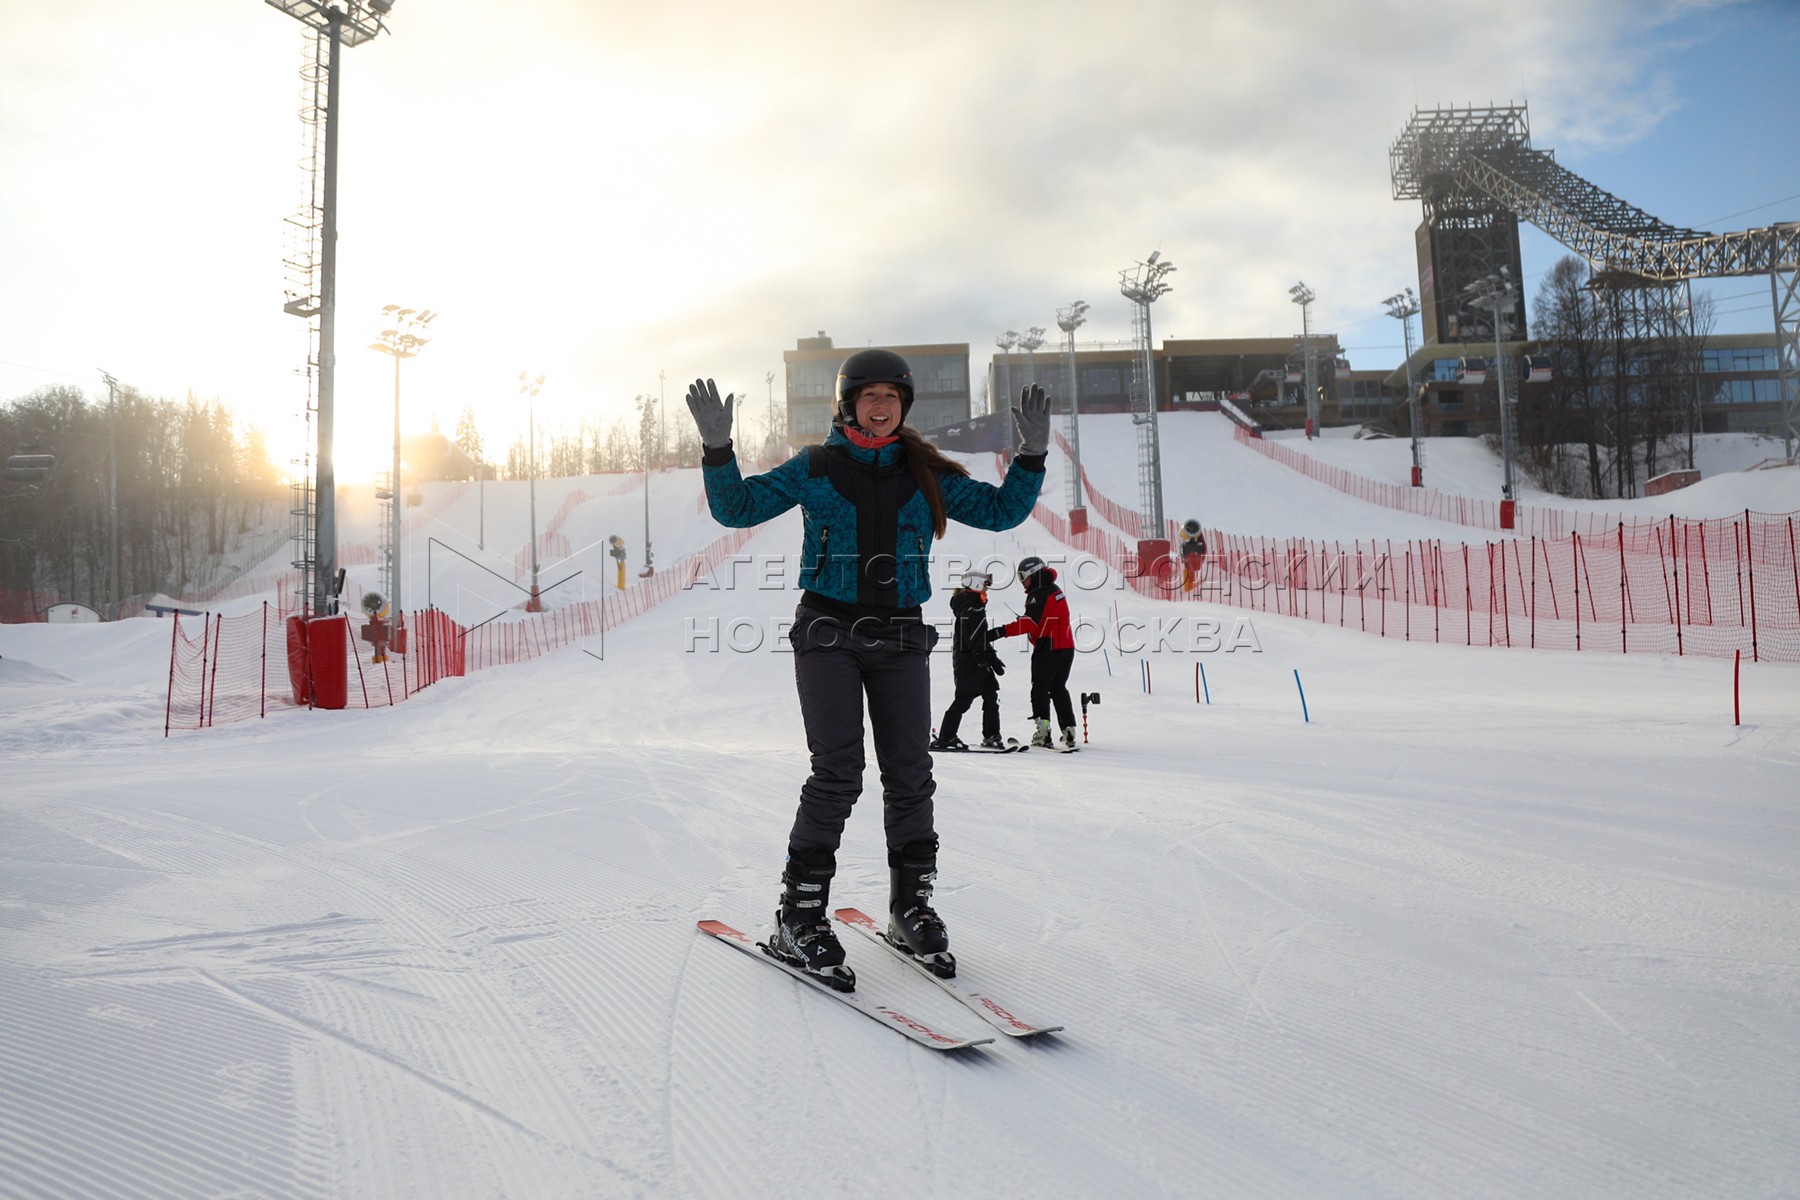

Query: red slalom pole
1734,648,1741,726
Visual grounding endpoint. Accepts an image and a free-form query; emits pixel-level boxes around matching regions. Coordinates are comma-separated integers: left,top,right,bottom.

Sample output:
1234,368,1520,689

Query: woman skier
929,569,1008,752
685,351,1049,990
993,555,1078,748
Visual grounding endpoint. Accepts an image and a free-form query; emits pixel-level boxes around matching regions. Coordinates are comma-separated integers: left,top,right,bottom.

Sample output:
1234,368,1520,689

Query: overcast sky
2,0,1795,479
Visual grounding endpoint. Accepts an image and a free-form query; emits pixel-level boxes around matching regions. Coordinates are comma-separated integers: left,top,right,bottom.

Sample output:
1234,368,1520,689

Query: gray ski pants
787,605,939,853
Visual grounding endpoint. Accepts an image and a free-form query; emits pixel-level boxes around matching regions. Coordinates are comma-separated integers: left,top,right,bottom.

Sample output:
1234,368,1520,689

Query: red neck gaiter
842,425,900,450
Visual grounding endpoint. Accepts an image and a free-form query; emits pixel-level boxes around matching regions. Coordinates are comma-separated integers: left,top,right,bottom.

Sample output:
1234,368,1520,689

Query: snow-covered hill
2,418,1798,1199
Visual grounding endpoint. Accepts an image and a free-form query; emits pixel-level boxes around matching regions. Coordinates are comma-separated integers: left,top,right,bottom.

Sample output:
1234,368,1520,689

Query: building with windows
782,325,1786,448
993,336,1356,429
783,333,972,444
1390,331,1789,439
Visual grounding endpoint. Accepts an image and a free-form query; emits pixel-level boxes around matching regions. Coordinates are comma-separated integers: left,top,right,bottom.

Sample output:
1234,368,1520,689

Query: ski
695,920,994,1052
928,737,1029,755
832,908,1065,1039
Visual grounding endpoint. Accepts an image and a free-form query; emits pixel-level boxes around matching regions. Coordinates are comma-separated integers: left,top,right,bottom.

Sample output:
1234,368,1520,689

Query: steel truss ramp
1393,103,1800,453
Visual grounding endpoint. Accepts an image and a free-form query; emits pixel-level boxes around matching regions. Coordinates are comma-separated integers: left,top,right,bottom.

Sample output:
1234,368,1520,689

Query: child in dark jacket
930,570,1007,751
994,555,1078,748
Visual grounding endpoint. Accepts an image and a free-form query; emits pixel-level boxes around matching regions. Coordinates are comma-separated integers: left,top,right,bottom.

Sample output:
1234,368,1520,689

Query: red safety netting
1028,439,1800,664
1232,423,1699,539
165,523,758,733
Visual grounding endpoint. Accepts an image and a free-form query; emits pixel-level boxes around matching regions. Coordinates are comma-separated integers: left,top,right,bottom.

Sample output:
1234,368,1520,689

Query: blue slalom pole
1199,662,1210,704
1102,647,1112,676
1293,668,1310,723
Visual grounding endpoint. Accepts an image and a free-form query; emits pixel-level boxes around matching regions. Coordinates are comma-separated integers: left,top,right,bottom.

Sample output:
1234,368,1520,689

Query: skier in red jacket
993,555,1078,748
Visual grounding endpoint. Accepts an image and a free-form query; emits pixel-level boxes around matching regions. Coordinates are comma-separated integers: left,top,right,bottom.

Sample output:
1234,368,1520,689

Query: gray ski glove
1013,384,1051,456
686,378,734,450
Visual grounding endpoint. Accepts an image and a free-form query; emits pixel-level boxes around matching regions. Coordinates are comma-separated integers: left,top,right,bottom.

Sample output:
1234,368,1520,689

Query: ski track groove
670,928,771,1199
29,795,644,1193
0,968,301,1199
1157,837,1743,1198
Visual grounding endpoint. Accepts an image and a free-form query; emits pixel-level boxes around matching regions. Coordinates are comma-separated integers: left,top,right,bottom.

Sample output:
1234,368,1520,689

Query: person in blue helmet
686,350,1050,990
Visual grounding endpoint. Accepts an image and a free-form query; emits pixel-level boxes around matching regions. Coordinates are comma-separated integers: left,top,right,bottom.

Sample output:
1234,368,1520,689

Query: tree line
0,384,286,619
454,391,786,481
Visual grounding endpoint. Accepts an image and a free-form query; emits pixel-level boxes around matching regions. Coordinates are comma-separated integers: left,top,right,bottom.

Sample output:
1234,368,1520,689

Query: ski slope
1064,412,1799,541
3,421,1798,1199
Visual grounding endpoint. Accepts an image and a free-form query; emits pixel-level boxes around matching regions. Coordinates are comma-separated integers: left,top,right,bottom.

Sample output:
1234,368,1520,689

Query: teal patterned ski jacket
701,428,1044,614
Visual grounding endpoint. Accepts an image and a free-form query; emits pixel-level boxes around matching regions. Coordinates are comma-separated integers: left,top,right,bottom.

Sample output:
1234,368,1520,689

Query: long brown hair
896,425,972,538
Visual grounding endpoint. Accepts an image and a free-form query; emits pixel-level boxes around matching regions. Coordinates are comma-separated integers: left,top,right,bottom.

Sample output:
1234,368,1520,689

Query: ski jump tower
1391,103,1799,456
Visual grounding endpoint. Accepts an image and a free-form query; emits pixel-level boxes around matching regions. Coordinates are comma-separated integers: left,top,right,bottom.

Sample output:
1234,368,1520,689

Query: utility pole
1464,268,1520,529
1055,300,1089,531
100,371,119,620
1383,288,1424,486
521,372,544,610
639,393,655,577
370,305,434,622
1290,282,1318,438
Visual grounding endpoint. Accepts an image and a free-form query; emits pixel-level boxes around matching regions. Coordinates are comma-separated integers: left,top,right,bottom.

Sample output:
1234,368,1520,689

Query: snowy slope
1269,423,1799,521
2,425,1799,1200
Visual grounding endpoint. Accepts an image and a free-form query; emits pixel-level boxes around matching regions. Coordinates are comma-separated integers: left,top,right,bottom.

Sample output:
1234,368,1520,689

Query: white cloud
0,0,1780,478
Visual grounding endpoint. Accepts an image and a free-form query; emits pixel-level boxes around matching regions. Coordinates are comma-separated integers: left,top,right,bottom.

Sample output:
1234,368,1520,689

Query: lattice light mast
266,0,394,616
369,305,433,622
1289,282,1319,439
1464,268,1520,528
1055,300,1090,519
1120,251,1175,538
1383,288,1424,486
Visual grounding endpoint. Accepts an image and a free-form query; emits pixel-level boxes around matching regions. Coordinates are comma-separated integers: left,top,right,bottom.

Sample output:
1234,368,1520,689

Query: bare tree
1528,256,1608,496
453,405,484,467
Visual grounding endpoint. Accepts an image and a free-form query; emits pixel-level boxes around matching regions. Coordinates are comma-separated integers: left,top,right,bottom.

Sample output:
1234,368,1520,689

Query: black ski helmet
1182,518,1201,536
835,348,915,426
1017,555,1046,584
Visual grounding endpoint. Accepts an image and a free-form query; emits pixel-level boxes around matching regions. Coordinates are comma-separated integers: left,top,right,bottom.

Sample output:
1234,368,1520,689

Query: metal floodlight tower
520,372,545,611
994,330,1019,416
1463,268,1520,526
369,305,433,623
1382,287,1424,486
1289,282,1319,438
266,0,394,617
1119,250,1176,536
1055,300,1090,513
1018,325,1047,397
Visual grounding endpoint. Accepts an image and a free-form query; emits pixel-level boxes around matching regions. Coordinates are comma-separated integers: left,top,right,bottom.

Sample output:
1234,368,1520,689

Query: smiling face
852,382,905,437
